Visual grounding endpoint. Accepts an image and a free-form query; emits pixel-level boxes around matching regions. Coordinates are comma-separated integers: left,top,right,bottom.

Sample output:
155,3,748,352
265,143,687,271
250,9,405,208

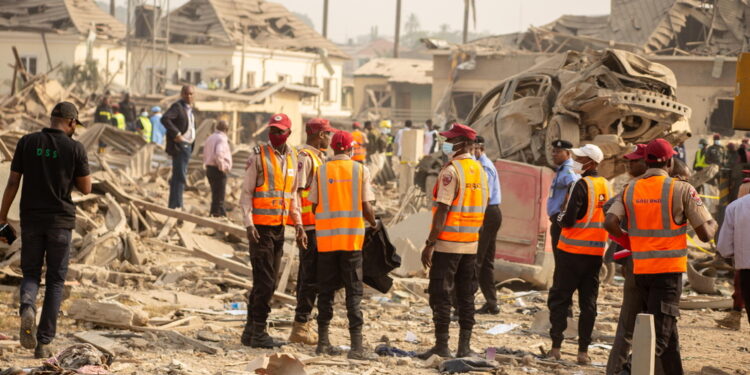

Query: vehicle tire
600,262,616,285
545,115,580,166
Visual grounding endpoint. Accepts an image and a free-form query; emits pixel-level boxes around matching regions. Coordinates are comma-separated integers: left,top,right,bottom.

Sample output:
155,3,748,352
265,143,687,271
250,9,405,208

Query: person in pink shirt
203,120,233,217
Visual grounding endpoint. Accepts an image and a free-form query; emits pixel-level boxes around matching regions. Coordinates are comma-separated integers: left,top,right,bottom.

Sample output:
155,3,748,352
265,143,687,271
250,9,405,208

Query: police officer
548,140,581,261
605,139,717,374
239,114,306,348
548,144,611,365
287,118,334,345
308,130,378,359
418,123,488,359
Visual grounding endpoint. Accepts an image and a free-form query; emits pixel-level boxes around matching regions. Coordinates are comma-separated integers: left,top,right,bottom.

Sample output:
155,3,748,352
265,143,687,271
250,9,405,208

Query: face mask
442,142,455,155
714,140,721,146
269,131,290,147
571,160,590,174
382,128,391,135
698,144,705,150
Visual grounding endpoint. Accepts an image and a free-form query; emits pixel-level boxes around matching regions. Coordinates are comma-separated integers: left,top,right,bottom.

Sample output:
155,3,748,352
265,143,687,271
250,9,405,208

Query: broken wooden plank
145,238,252,277
275,255,293,294
157,217,178,240
73,330,131,359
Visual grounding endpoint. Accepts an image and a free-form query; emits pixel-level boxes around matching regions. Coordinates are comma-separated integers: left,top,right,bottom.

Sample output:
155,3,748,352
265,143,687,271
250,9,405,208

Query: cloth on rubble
375,344,417,357
438,358,497,373
362,223,402,293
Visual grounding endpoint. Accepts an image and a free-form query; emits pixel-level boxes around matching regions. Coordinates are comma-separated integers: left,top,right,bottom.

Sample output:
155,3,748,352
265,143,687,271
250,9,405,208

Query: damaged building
429,0,748,161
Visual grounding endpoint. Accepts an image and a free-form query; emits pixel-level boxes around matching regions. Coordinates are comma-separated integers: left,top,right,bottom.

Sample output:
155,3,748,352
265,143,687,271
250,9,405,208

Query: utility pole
110,0,116,16
393,0,401,58
125,0,131,91
462,0,469,44
239,25,246,89
150,0,157,94
322,0,329,38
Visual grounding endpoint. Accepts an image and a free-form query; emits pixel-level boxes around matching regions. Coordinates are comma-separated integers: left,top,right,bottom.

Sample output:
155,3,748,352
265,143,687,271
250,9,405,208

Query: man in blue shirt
547,140,580,261
473,136,503,314
150,106,166,146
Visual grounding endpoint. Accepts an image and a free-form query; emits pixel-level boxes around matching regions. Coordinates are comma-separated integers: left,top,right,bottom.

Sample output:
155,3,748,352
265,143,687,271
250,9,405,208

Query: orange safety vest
432,158,488,243
315,159,365,252
624,176,688,274
252,145,296,226
352,130,367,162
558,176,611,256
286,148,322,226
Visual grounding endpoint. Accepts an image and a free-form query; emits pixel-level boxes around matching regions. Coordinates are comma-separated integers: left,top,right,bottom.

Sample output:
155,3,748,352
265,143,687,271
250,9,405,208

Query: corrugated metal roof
168,0,348,58
0,0,125,40
354,58,432,85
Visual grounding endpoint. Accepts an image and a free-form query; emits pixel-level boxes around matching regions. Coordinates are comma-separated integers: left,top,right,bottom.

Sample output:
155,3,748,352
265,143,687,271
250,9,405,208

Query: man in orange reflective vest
308,130,378,359
287,118,334,345
605,139,716,374
239,113,306,348
418,123,488,359
351,122,367,163
548,144,610,364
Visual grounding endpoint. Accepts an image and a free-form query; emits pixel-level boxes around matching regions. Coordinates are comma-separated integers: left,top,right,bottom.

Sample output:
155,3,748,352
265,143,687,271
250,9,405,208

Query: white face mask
571,160,590,174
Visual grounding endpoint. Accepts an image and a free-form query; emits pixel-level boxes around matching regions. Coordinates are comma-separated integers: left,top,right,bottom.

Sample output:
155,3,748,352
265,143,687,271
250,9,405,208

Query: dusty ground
0,278,748,375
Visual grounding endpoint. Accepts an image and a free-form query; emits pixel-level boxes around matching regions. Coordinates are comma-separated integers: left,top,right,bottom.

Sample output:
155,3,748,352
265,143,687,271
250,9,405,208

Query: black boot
250,322,286,349
476,302,500,315
417,330,452,360
19,306,37,350
240,323,253,346
456,329,477,358
315,323,341,355
347,330,376,360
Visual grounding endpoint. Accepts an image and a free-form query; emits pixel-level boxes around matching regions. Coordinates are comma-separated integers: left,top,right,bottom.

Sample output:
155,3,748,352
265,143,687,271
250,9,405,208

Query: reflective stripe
253,208,290,216
317,227,366,237
443,225,481,234
433,202,485,213
262,146,276,191
559,236,606,248
316,210,363,219
319,163,330,213
255,191,294,199
572,222,604,229
631,249,687,260
352,162,361,209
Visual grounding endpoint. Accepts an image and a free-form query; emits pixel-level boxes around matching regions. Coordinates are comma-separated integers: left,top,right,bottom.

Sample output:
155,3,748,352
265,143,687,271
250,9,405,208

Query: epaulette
252,145,261,154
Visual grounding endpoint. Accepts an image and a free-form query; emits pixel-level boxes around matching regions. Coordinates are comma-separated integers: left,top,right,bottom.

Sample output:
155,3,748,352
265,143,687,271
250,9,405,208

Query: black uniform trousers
205,165,227,217
606,258,643,374
294,230,318,323
548,249,602,351
476,205,502,306
316,250,364,331
742,269,750,324
549,215,563,262
246,225,285,326
634,273,683,375
429,251,478,333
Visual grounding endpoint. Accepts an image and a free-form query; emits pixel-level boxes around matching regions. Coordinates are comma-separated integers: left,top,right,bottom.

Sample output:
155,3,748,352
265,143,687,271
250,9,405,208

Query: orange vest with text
432,158,488,243
252,145,296,226
315,159,365,252
624,176,688,274
286,148,322,226
559,176,611,256
352,130,367,162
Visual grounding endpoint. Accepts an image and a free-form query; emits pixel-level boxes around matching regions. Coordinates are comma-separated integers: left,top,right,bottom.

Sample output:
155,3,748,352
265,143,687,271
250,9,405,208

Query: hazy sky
161,0,611,43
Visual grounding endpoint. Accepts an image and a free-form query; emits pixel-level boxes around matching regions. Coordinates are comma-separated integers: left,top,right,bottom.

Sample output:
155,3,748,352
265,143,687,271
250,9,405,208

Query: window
184,69,202,85
20,56,37,75
277,74,289,83
246,72,256,88
323,78,337,103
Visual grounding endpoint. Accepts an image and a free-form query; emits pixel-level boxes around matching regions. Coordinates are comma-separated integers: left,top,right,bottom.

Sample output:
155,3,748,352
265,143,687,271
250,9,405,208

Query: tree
405,13,420,35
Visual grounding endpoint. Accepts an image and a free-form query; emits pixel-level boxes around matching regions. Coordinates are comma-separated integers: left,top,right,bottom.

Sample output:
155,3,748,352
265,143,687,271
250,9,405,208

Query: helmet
698,138,708,145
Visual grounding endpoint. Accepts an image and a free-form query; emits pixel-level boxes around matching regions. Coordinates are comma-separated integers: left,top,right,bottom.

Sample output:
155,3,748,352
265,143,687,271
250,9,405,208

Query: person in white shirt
717,193,750,328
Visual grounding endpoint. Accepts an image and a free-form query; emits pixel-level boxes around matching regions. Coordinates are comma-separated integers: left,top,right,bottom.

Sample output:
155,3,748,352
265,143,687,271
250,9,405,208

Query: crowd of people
3,86,749,375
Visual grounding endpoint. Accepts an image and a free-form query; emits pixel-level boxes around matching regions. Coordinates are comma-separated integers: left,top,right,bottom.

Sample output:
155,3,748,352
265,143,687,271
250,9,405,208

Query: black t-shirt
10,128,90,229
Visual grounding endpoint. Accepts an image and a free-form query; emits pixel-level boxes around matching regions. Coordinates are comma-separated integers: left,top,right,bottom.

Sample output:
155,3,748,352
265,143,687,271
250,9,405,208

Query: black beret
551,139,573,149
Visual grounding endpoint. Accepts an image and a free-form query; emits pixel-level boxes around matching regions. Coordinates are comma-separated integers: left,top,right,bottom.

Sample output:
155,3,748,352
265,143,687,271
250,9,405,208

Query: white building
148,0,350,120
0,0,126,94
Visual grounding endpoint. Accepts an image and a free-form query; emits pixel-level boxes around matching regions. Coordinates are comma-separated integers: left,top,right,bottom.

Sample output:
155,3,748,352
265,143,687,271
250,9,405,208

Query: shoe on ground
20,307,37,350
547,348,561,360
288,321,318,345
476,303,500,315
347,348,377,360
715,310,742,330
315,343,342,356
34,344,52,359
577,351,591,365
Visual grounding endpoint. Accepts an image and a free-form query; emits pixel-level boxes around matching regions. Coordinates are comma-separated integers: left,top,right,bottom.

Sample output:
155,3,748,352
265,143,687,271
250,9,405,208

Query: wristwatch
425,239,436,247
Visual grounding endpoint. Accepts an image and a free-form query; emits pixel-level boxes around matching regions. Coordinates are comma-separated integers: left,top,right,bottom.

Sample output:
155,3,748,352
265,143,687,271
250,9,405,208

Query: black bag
362,222,401,293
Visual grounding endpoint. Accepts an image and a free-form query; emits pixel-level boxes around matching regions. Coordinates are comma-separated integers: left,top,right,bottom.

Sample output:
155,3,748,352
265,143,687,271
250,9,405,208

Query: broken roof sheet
168,0,348,58
354,58,432,85
0,0,125,40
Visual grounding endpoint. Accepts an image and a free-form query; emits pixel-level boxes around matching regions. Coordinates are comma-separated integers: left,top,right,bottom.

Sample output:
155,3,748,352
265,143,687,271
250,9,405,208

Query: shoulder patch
688,187,703,206
252,145,261,154
442,174,453,186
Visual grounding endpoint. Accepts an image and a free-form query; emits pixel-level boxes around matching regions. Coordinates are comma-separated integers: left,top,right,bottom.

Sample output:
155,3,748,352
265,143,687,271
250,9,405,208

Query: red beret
331,130,355,151
439,123,477,141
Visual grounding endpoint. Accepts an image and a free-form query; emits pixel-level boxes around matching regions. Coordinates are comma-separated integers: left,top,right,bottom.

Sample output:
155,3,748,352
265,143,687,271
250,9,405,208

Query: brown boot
289,321,318,345
716,310,742,330
577,351,591,365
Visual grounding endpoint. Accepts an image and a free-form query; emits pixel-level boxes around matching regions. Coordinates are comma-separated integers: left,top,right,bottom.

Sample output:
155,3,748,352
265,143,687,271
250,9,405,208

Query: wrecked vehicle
466,49,692,178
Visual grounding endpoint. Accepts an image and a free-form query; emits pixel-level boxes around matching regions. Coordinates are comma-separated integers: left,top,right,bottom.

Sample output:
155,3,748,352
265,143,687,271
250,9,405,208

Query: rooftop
354,58,432,85
0,0,125,40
